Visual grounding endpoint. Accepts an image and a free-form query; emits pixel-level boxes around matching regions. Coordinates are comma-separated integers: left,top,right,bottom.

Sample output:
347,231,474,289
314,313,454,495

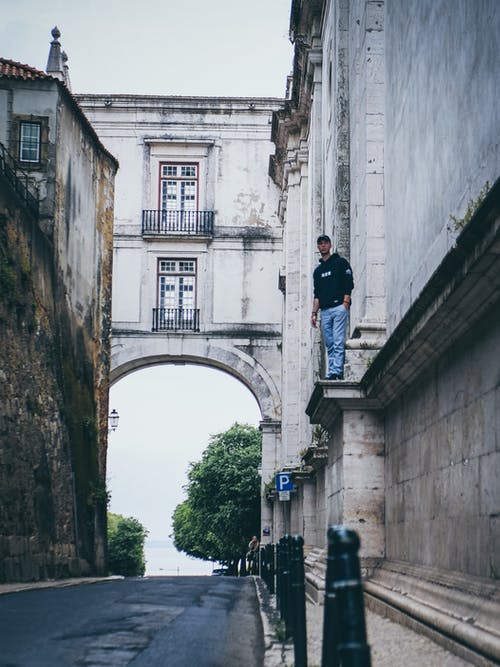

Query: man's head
317,234,332,258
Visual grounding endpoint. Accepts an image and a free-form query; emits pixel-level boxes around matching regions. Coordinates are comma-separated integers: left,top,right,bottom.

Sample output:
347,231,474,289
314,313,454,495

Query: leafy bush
107,512,148,576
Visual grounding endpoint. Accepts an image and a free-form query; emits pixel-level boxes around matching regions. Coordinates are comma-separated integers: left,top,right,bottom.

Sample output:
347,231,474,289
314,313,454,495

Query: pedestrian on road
311,234,354,380
247,535,260,574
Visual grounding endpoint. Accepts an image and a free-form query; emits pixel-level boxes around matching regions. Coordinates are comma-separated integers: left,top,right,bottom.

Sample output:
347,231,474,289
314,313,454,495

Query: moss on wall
0,185,103,580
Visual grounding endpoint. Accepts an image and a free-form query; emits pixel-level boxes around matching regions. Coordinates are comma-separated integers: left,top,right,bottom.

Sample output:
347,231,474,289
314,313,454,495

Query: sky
1,0,294,97
1,0,293,573
108,366,261,574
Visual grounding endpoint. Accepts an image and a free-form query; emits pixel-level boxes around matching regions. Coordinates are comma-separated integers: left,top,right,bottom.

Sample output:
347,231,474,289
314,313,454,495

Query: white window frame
157,258,197,314
159,162,199,212
19,121,41,163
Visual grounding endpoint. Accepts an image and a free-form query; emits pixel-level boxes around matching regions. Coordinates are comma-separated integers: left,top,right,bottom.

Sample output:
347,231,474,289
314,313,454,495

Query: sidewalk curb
0,576,123,595
252,576,294,667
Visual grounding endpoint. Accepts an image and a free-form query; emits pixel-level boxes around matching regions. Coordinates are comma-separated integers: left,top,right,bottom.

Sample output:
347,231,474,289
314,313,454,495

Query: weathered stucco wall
0,77,116,581
77,96,283,334
385,0,500,333
78,94,284,548
54,95,116,479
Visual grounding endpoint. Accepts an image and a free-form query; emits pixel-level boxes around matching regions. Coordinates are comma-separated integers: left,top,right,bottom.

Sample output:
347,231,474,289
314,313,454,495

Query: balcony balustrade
152,307,200,332
142,210,214,236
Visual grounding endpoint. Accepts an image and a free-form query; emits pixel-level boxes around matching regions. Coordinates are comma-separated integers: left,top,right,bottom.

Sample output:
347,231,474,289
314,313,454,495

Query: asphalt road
0,576,265,667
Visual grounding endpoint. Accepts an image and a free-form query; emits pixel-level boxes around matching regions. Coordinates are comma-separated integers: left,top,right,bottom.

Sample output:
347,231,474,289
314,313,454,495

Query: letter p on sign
276,472,294,492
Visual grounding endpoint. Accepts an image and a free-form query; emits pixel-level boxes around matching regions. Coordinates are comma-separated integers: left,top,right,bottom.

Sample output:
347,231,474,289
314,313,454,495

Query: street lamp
108,408,119,432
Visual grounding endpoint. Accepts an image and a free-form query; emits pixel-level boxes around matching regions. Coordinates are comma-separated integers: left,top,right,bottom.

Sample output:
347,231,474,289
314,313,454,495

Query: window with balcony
160,163,198,214
142,161,214,236
152,258,200,331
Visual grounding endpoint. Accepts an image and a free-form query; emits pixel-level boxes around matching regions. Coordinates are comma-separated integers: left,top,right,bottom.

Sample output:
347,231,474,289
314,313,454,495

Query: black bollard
278,535,292,635
291,535,307,667
321,526,371,667
276,540,282,612
283,535,293,638
267,543,275,594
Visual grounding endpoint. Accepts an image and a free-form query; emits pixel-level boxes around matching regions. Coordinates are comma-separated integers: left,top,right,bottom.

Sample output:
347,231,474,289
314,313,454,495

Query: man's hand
311,312,318,327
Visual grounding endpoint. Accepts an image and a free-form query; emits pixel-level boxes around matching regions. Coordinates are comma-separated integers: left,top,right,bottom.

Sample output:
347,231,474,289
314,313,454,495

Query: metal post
267,543,275,594
278,536,291,626
280,535,292,637
321,526,371,667
278,536,287,619
291,535,307,667
276,540,281,612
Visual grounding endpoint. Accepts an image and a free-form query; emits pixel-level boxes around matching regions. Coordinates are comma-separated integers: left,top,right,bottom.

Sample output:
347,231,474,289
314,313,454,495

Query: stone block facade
385,315,499,578
270,0,499,660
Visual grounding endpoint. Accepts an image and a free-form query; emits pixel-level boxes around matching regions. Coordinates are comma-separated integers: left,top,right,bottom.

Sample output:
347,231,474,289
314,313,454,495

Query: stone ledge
304,551,500,665
306,381,381,430
304,547,326,604
362,176,500,406
301,445,328,471
365,560,500,665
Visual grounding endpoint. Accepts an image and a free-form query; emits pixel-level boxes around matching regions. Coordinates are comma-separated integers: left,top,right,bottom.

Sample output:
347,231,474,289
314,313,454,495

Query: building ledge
365,560,500,666
306,381,381,430
362,176,500,406
305,552,500,664
301,445,328,471
291,467,314,482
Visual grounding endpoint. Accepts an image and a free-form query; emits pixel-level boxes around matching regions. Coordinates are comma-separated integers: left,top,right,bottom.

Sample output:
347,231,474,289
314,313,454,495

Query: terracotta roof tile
0,58,53,81
0,57,118,168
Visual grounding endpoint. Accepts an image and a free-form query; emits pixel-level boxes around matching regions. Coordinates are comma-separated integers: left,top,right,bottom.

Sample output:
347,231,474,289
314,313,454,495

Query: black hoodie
313,253,354,309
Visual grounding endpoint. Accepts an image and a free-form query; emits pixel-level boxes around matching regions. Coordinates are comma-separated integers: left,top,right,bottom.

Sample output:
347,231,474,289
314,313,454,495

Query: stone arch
110,334,282,422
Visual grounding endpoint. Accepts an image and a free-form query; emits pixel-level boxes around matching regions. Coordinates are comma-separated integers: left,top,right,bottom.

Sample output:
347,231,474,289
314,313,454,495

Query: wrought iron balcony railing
152,307,200,332
142,210,214,236
0,141,39,215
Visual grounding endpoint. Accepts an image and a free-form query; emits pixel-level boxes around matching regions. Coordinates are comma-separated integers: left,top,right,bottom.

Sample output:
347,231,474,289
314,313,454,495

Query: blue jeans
320,304,348,376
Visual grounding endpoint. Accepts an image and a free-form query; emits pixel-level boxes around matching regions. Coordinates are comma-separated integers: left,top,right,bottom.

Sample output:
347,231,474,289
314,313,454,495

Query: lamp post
108,408,119,432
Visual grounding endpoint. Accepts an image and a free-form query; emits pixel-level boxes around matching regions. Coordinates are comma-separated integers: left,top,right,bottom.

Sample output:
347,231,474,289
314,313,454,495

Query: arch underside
110,334,282,422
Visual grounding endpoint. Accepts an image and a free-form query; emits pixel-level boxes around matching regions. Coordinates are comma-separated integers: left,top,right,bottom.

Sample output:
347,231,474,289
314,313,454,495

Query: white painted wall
78,96,284,334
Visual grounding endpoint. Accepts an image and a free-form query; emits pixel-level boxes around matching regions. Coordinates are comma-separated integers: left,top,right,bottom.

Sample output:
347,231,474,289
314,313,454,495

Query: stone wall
385,311,499,578
385,0,500,333
347,0,386,343
0,183,90,581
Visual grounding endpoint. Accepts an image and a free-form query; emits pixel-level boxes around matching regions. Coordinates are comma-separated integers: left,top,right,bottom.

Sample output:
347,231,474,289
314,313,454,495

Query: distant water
144,539,213,576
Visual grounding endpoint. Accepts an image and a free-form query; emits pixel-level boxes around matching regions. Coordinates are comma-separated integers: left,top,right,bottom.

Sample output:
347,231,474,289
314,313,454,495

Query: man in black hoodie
311,235,354,380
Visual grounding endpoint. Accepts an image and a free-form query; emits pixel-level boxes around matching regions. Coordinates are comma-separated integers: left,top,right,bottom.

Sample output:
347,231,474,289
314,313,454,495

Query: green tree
172,423,261,566
107,512,149,576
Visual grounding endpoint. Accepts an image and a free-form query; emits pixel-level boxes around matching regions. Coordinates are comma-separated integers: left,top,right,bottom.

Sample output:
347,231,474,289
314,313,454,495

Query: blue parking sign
275,472,294,492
